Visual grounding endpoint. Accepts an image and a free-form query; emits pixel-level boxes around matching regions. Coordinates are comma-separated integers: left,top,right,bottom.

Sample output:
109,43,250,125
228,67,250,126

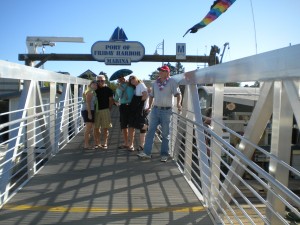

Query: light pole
154,39,164,66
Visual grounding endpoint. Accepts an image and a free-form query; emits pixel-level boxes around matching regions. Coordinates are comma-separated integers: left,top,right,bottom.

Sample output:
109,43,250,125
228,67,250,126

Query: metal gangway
0,44,300,224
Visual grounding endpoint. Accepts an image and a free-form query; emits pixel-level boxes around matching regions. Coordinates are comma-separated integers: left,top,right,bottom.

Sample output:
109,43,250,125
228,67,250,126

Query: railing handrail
170,44,300,85
0,60,90,84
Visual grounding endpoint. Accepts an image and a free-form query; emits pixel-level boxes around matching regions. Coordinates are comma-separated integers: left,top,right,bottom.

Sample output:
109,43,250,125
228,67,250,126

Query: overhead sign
91,41,145,65
176,43,186,60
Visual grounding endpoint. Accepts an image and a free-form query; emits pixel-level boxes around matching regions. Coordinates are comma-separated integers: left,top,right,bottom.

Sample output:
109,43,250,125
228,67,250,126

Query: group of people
81,65,182,162
113,75,149,152
81,75,113,150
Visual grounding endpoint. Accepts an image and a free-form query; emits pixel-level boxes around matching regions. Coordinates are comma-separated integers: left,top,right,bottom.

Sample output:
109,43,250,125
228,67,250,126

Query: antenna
250,0,258,54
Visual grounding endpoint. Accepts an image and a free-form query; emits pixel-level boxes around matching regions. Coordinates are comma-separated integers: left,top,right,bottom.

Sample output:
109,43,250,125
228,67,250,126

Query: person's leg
84,122,92,148
122,128,129,146
160,109,172,157
91,124,95,146
139,130,146,147
119,105,129,147
128,127,135,149
102,128,109,147
137,111,148,151
94,111,101,146
100,109,112,148
142,108,160,156
94,128,101,146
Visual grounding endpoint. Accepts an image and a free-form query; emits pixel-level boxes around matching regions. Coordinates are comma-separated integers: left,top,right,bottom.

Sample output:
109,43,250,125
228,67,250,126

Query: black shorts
129,110,149,131
119,104,131,129
81,110,95,123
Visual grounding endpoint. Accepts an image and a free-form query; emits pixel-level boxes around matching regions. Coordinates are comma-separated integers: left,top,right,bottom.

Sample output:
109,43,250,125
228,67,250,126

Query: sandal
84,146,94,150
136,145,143,152
127,146,135,152
101,145,108,149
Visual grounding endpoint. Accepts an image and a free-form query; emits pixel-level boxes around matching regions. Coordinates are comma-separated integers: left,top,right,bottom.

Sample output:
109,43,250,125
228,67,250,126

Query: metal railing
168,44,300,224
0,60,90,207
170,111,300,224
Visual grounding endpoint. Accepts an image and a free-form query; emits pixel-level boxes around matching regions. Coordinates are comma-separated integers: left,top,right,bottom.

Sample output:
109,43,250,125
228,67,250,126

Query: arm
108,87,114,110
113,88,120,105
145,83,154,112
171,79,182,111
175,93,182,111
141,90,148,102
146,96,154,113
85,91,93,119
140,83,148,102
109,96,114,111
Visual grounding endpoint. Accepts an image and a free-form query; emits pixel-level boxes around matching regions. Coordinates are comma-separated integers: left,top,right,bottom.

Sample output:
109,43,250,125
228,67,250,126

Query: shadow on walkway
0,106,213,225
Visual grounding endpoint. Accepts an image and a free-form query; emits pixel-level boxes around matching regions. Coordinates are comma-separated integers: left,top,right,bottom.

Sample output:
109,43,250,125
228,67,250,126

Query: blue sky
1,0,299,81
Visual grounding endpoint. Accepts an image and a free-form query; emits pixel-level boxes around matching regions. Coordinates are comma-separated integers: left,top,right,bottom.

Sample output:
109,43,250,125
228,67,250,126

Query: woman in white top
127,75,149,151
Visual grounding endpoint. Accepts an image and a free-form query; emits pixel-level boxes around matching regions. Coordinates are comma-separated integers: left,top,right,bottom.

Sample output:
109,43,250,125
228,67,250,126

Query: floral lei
156,77,169,91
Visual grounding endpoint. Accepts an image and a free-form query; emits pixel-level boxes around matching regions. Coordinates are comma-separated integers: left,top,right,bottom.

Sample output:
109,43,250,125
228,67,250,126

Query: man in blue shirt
113,76,134,149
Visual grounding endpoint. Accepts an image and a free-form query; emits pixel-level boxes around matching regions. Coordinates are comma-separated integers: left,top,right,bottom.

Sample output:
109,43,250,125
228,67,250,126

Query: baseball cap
157,65,170,72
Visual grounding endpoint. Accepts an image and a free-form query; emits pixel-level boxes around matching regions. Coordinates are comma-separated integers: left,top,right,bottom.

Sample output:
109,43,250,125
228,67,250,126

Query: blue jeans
143,107,172,156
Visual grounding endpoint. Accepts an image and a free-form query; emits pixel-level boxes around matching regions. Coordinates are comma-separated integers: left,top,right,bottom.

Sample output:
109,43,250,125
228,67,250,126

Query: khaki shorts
94,109,112,129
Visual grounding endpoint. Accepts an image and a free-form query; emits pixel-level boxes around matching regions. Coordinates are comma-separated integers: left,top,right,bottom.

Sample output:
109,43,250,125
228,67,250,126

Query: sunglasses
97,80,105,83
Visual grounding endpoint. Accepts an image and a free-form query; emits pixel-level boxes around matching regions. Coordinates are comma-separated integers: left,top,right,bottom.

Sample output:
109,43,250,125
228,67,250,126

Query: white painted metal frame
0,60,89,206
170,44,300,224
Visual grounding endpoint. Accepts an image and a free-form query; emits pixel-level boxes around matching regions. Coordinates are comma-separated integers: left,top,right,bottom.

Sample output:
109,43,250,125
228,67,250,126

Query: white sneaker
137,152,151,159
160,156,168,162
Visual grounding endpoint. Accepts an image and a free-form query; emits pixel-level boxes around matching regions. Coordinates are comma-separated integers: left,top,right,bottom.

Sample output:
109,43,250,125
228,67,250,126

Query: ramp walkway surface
0,106,213,225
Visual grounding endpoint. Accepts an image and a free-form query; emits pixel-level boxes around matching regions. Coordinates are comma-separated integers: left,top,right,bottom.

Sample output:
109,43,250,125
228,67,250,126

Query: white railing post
266,81,293,224
26,80,37,178
0,80,33,204
210,84,224,205
73,84,79,135
188,85,211,204
49,82,56,155
169,110,178,158
181,86,193,181
55,83,70,150
284,80,300,127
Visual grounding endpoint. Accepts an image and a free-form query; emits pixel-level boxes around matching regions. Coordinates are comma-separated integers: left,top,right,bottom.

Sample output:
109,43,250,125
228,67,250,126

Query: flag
183,0,236,37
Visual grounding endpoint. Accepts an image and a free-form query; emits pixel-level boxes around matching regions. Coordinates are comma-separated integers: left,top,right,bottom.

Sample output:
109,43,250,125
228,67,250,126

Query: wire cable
250,0,258,54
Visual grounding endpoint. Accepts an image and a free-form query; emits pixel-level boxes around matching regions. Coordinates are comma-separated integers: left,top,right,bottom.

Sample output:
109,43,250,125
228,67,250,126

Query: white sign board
176,43,186,60
91,41,145,65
